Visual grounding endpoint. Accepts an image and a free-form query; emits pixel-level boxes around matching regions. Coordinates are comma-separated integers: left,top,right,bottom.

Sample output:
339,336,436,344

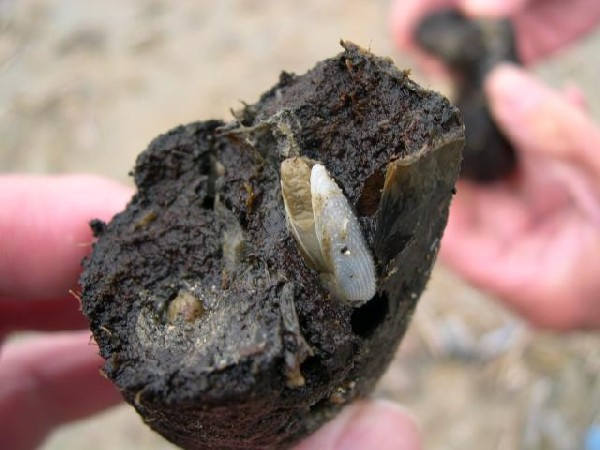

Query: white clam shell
311,164,376,304
280,158,376,306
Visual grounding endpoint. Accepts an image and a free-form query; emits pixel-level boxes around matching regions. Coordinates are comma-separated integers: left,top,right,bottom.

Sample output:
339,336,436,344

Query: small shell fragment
281,158,376,306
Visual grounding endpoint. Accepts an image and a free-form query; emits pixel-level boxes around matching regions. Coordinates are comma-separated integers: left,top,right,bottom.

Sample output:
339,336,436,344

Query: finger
0,175,131,301
485,63,600,178
293,400,421,450
1,296,88,341
0,331,121,450
461,0,529,17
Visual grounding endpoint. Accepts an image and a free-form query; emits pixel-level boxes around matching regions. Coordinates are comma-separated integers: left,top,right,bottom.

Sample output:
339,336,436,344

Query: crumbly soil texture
81,41,464,450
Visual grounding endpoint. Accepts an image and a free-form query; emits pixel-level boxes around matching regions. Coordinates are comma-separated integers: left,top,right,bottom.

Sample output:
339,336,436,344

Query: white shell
280,158,376,306
310,164,376,304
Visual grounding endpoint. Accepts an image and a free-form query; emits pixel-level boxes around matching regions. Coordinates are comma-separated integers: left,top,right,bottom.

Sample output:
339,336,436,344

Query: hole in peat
308,395,332,416
202,195,215,209
300,355,324,382
351,293,389,338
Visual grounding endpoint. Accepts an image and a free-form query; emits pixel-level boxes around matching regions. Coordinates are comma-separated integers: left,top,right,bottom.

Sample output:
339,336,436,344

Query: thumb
485,63,600,178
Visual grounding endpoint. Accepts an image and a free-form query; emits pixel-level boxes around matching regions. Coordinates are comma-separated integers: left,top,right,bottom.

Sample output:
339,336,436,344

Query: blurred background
1,0,598,449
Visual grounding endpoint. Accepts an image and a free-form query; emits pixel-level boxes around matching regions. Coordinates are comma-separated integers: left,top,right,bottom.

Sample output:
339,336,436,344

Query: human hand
0,175,421,449
0,175,132,450
439,64,600,330
390,0,600,70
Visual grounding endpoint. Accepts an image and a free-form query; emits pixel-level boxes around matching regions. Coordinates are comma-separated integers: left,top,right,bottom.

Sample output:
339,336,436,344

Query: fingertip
334,400,422,450
485,64,600,173
294,400,421,450
0,174,133,300
64,174,133,217
483,63,548,141
485,63,582,119
484,62,538,110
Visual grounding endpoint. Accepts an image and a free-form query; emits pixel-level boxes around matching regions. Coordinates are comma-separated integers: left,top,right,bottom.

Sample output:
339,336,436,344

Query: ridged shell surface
310,164,376,305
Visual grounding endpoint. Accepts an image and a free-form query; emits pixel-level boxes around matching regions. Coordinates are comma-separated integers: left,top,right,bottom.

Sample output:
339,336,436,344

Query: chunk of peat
81,42,464,450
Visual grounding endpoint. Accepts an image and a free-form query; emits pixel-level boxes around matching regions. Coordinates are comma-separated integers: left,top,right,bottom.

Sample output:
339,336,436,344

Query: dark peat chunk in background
415,9,519,182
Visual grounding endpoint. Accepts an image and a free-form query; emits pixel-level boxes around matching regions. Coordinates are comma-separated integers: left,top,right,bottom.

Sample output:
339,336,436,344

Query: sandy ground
1,1,599,449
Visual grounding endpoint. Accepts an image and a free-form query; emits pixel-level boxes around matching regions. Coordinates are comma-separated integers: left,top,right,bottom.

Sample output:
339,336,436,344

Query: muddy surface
80,42,463,449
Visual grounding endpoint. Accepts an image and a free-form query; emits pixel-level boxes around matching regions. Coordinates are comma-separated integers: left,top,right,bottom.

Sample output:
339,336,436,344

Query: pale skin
2,0,599,448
